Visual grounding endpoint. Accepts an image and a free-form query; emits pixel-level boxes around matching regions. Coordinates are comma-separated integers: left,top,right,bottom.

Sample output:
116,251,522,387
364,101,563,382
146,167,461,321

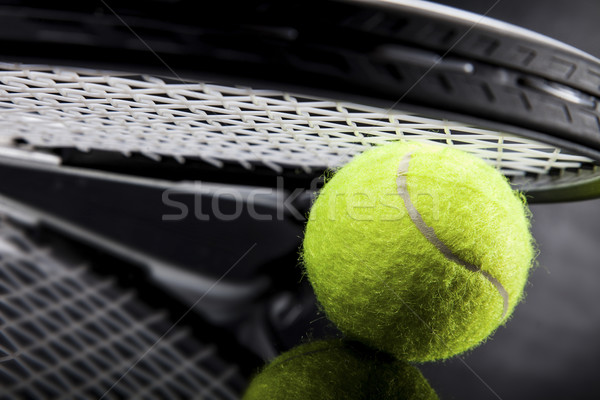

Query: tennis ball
243,339,438,400
303,141,534,362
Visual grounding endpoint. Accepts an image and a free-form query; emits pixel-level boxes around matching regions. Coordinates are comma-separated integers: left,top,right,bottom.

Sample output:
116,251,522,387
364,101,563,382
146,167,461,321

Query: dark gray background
419,1,600,398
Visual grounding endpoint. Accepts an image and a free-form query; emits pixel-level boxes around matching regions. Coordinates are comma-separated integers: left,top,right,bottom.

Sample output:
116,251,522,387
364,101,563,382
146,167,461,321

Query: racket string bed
0,63,595,187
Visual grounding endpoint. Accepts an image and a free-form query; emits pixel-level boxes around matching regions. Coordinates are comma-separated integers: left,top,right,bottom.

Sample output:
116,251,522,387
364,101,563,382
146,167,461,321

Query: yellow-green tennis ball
243,339,438,400
303,141,534,362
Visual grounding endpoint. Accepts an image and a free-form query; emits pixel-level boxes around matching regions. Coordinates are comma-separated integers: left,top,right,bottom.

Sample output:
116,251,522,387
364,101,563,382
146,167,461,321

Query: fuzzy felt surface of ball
243,339,438,400
303,141,535,362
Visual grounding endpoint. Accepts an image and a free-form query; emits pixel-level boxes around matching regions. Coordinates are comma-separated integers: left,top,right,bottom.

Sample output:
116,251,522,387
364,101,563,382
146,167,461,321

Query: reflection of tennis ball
243,339,438,400
303,141,534,362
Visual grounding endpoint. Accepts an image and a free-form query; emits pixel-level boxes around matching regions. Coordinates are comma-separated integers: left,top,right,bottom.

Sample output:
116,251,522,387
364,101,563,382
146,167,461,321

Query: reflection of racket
0,213,257,399
0,0,599,398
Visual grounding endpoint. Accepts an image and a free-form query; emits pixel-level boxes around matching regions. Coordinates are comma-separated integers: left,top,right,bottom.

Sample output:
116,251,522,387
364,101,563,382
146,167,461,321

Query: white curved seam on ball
396,152,509,319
